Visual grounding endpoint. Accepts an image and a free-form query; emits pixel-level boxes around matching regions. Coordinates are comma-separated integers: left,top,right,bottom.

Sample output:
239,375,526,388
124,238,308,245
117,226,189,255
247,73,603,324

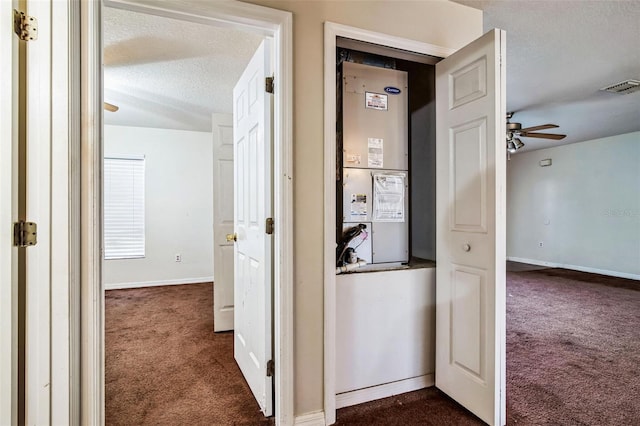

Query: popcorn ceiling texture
454,0,640,152
103,7,263,132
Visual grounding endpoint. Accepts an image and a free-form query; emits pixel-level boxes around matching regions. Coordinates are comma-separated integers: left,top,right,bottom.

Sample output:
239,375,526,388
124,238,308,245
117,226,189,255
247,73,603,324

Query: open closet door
435,29,506,426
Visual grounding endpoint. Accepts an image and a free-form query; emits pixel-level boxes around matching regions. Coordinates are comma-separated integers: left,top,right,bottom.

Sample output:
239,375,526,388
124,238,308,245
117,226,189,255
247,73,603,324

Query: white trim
80,0,104,424
79,1,294,425
506,257,640,281
294,411,326,426
323,22,454,425
335,374,434,409
51,0,79,424
104,277,215,291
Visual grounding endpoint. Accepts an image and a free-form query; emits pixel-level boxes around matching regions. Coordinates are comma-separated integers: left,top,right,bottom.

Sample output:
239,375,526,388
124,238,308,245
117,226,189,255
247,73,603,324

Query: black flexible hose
335,223,367,266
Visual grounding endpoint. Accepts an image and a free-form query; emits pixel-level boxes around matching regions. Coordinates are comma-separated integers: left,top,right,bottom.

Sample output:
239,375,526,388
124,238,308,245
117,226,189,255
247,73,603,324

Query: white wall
507,131,640,279
104,125,214,288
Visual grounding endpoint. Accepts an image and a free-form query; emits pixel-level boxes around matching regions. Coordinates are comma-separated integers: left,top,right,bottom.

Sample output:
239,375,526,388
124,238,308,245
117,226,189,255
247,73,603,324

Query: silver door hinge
265,76,274,94
265,217,274,235
14,10,38,41
266,359,274,377
13,221,37,247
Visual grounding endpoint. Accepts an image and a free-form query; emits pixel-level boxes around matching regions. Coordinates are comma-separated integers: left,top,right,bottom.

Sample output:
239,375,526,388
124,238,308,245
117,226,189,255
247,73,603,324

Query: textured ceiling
454,0,640,152
103,7,263,132
105,2,640,149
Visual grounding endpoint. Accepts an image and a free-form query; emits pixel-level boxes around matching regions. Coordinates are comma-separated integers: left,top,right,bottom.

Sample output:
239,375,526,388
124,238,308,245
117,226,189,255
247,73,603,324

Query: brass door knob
226,233,237,242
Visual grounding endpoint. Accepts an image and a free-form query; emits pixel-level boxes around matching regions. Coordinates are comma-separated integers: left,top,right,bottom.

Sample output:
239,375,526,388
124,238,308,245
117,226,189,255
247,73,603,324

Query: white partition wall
507,131,640,279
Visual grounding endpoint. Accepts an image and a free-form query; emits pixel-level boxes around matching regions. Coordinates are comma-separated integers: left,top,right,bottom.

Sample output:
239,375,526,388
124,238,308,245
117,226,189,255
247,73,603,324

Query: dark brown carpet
506,268,640,425
106,268,640,425
105,283,272,425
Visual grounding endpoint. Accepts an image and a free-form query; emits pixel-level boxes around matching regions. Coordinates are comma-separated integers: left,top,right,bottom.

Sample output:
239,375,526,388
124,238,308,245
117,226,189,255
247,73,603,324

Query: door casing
78,1,293,425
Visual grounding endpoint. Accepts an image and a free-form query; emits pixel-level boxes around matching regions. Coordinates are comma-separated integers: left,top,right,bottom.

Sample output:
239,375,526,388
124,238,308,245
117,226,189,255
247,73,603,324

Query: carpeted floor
105,283,271,425
106,267,640,425
505,267,640,425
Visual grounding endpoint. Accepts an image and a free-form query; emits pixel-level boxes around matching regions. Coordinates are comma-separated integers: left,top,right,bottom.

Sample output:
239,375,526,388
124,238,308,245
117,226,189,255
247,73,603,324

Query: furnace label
368,138,384,168
350,194,367,218
365,92,388,111
372,172,405,222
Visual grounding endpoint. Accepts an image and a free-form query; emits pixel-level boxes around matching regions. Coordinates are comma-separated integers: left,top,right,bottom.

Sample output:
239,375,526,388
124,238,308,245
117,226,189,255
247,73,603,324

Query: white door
212,113,235,332
2,2,55,424
0,3,19,423
232,39,274,416
435,29,506,426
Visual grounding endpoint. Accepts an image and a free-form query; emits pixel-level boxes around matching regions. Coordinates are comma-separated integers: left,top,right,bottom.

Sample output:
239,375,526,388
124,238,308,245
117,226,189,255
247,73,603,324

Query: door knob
226,233,237,242
462,243,471,252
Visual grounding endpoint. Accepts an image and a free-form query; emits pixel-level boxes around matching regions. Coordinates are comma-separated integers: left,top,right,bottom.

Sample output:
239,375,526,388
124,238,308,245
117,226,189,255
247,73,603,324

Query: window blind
104,156,145,259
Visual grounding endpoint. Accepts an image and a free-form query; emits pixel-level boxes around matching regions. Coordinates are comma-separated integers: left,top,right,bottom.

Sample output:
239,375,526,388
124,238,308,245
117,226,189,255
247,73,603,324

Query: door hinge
265,76,274,94
266,359,274,377
265,217,274,235
13,221,37,247
14,10,38,41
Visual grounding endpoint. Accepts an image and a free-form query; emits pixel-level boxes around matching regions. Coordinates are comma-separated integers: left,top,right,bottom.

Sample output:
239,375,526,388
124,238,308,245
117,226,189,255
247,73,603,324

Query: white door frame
322,22,455,425
79,1,293,425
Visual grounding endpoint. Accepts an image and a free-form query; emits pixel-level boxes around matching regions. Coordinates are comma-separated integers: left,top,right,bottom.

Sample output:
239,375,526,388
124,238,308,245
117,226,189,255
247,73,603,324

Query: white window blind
104,156,145,259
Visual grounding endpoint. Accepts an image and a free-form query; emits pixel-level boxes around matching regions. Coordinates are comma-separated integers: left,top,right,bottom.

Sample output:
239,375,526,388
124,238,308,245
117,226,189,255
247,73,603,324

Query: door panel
0,2,19,423
435,29,506,426
213,113,235,332
233,39,273,416
25,1,53,423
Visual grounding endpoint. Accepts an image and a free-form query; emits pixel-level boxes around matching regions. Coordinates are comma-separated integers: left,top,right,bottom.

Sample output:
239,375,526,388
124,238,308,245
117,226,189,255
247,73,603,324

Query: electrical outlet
538,242,544,248
175,254,182,262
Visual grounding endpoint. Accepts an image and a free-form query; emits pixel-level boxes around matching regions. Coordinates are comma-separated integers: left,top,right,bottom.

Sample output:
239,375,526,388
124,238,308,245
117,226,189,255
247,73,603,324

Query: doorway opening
101,6,267,422
333,40,441,408
79,1,293,424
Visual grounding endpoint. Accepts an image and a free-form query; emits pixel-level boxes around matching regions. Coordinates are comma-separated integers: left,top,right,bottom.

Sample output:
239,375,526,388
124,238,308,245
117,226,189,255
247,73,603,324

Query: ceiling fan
506,111,566,153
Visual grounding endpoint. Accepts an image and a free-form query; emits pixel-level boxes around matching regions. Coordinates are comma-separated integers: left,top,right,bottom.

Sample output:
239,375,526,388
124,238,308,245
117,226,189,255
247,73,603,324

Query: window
104,155,145,259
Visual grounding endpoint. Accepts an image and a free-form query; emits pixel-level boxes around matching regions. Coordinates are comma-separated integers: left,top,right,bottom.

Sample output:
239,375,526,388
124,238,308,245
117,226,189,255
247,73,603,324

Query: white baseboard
294,411,326,426
507,257,640,281
104,276,214,290
336,374,434,409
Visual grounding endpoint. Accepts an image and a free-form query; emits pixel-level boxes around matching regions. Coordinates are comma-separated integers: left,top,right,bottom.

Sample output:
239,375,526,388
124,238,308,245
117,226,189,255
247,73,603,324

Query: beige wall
242,0,483,416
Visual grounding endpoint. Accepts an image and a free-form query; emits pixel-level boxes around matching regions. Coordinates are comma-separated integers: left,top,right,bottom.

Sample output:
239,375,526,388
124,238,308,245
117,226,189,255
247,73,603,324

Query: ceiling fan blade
520,132,566,140
104,102,119,112
519,124,558,132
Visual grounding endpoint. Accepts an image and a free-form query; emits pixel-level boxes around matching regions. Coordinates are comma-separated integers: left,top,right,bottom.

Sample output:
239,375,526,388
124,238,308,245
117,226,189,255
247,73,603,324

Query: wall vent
600,79,640,95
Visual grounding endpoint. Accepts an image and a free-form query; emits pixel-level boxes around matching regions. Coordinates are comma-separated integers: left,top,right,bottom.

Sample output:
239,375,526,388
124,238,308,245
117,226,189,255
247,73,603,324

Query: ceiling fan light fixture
513,138,525,150
507,140,517,153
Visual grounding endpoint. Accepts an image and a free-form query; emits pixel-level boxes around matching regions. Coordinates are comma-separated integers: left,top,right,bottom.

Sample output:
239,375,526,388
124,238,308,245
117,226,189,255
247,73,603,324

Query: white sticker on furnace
345,153,361,165
372,172,405,222
350,194,367,217
368,138,384,168
365,92,388,111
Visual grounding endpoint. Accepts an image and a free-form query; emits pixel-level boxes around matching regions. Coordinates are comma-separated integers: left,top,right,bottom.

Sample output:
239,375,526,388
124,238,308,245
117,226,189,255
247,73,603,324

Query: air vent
600,79,640,95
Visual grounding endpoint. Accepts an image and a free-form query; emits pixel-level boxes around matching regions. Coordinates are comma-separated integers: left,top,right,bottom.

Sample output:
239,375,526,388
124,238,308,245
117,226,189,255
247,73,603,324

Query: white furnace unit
339,61,409,265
